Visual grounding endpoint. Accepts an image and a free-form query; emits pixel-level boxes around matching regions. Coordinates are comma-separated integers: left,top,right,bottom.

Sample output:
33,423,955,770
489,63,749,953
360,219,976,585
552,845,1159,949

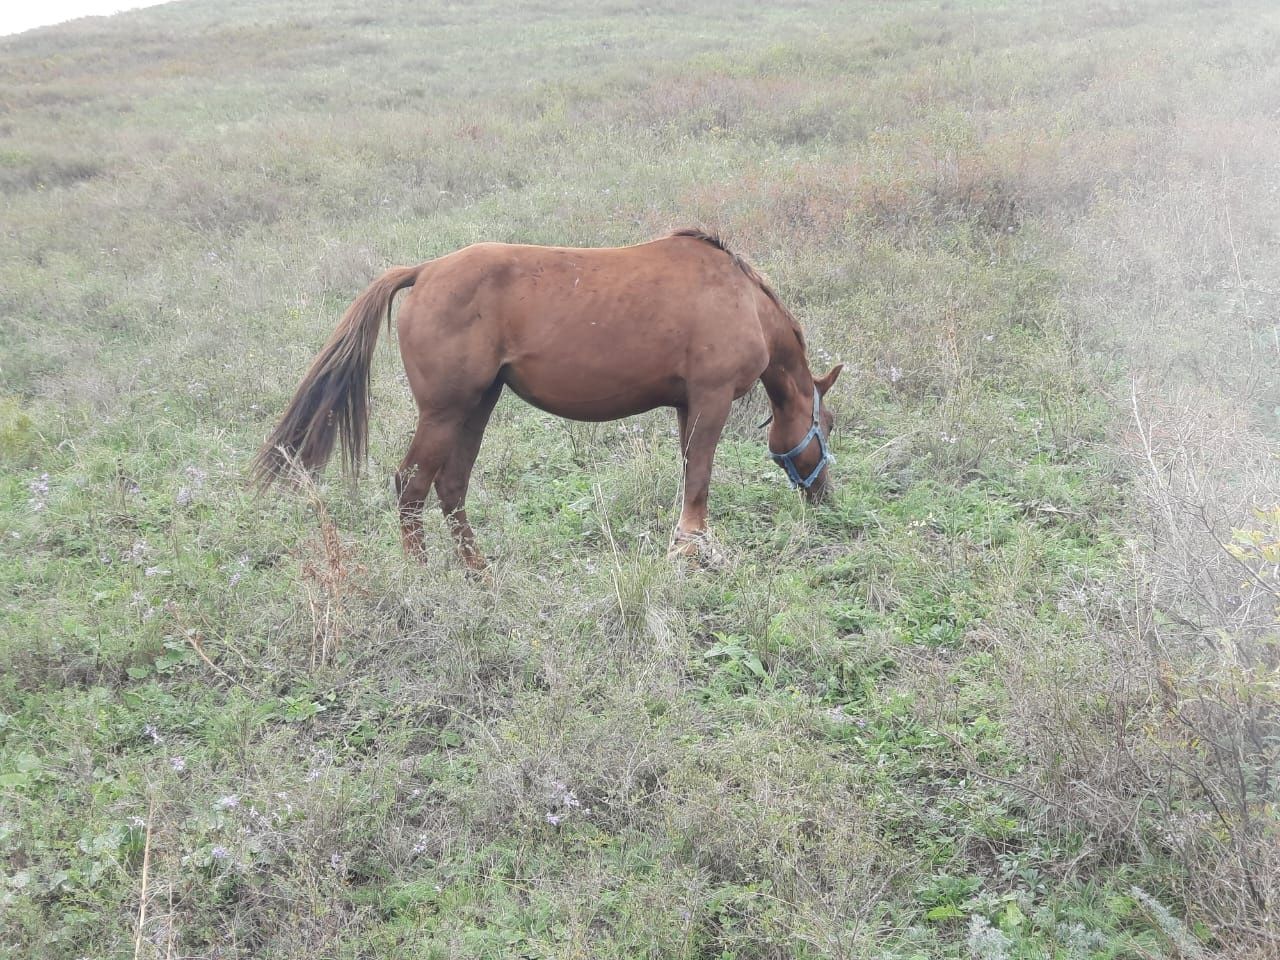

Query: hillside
1,1,1277,957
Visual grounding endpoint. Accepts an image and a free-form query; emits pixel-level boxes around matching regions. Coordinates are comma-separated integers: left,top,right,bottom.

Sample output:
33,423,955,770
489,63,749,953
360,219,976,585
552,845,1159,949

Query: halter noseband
768,385,834,490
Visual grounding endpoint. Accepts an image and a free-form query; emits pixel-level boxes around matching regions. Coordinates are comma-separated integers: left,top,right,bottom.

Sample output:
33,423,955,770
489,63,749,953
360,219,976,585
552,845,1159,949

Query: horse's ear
815,363,844,396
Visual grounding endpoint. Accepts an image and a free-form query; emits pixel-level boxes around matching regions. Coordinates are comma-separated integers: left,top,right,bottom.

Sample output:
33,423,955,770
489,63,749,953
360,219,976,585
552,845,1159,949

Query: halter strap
768,385,834,490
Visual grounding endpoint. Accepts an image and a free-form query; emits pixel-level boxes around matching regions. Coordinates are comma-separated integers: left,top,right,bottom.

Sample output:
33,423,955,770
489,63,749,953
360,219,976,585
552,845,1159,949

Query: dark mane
667,228,805,350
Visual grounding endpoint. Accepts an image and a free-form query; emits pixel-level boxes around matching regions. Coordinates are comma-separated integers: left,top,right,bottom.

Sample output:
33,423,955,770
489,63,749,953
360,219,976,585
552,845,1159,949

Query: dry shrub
688,131,1083,252
133,744,406,959
1125,386,1276,647
683,165,857,251
308,240,380,298
860,128,1096,236
170,175,286,236
1120,385,1278,933
0,156,101,193
300,508,359,670
1067,189,1277,416
1005,349,1280,948
466,689,674,835
660,729,895,959
993,46,1280,937
597,75,810,139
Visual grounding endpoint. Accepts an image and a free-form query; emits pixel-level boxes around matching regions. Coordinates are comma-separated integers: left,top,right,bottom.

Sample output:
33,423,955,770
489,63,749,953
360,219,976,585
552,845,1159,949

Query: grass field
2,1,1278,957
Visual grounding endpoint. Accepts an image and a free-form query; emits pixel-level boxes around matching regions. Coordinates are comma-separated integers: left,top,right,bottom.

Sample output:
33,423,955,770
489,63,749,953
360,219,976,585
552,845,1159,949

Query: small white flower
27,473,50,512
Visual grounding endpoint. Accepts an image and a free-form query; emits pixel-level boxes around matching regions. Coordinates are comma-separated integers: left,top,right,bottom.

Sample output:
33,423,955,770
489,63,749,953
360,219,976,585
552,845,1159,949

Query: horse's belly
500,355,682,422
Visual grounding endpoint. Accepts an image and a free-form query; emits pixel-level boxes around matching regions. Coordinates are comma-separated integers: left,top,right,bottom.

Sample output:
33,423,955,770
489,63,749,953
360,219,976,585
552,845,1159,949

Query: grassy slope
1,1,1277,957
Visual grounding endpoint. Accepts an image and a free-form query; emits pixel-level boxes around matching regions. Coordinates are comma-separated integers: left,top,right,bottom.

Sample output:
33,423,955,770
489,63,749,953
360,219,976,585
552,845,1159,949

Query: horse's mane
667,228,806,350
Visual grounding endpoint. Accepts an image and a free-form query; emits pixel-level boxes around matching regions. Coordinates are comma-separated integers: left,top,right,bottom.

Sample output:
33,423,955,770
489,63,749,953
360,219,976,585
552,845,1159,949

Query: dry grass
1,0,1278,957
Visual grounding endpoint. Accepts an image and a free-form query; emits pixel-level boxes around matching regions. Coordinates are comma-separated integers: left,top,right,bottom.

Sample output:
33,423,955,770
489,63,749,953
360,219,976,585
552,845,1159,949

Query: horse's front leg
669,392,731,561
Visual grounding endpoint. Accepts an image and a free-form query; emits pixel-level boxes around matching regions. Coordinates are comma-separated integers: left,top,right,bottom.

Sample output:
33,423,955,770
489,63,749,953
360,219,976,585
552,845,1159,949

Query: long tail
252,264,421,486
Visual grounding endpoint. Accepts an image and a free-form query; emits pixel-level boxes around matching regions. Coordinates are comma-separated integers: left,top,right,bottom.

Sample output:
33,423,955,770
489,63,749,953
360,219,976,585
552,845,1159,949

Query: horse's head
767,363,842,503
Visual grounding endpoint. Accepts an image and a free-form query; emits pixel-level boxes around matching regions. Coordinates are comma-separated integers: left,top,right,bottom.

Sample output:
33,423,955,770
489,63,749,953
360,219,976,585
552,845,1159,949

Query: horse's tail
252,264,421,486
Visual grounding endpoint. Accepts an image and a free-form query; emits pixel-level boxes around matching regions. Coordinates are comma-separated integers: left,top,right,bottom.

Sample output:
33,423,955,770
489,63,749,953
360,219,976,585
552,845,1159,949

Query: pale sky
1,0,171,37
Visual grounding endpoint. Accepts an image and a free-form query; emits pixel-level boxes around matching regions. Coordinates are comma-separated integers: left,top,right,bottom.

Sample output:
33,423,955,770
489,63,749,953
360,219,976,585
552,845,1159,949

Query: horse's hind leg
434,381,502,571
396,413,464,560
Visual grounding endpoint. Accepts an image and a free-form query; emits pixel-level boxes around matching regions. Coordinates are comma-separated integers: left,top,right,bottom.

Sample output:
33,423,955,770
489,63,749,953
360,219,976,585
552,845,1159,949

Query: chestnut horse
253,229,842,570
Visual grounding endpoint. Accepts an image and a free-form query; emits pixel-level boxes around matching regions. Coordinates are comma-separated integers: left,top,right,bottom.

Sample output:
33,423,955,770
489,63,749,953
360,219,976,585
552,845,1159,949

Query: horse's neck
759,342,812,417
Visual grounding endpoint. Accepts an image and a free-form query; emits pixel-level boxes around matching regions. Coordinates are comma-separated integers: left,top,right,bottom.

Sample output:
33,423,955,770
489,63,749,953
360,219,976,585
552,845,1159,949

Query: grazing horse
253,229,842,570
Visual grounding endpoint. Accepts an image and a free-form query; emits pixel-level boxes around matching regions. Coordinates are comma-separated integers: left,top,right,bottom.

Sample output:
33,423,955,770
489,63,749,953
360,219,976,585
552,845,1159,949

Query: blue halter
769,386,834,490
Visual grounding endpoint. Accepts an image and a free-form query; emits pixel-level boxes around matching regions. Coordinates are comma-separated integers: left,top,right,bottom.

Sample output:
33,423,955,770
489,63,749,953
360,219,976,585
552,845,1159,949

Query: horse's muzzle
804,471,834,504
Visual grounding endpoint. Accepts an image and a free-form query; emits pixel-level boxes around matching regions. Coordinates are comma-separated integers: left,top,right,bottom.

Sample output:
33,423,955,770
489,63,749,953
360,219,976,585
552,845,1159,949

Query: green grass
2,1,1278,957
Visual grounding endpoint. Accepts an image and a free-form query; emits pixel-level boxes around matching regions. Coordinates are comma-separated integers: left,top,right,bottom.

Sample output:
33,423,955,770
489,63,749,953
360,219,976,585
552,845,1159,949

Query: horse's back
395,236,772,418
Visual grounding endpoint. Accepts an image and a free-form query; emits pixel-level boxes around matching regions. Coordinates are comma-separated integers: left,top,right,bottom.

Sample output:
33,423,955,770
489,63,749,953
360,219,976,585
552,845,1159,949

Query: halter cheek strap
768,386,834,490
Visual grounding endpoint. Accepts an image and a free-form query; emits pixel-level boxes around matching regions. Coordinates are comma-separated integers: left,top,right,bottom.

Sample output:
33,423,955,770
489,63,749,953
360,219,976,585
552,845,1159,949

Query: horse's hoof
462,558,493,586
667,531,726,569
